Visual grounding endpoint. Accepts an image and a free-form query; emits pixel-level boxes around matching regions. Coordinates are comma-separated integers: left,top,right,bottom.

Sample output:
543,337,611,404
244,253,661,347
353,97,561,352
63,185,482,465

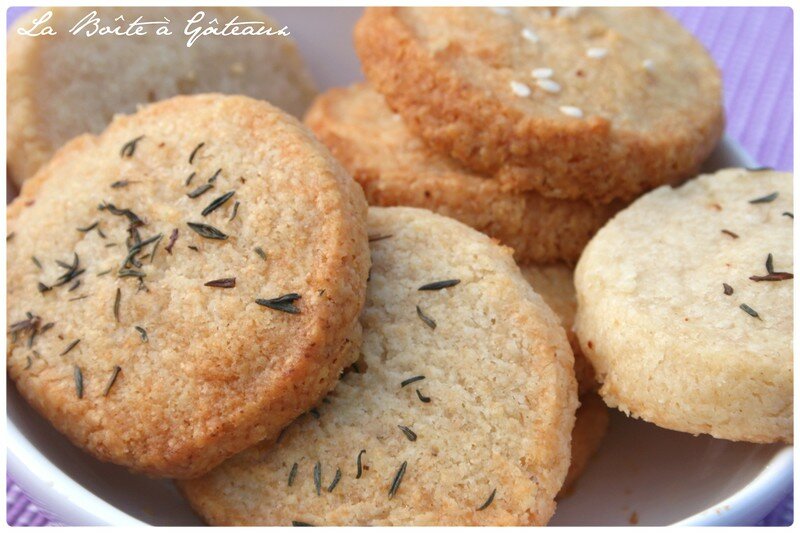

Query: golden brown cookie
8,7,317,186
179,206,578,525
304,84,621,264
354,7,723,203
6,94,370,478
521,263,596,394
558,393,609,498
575,168,792,443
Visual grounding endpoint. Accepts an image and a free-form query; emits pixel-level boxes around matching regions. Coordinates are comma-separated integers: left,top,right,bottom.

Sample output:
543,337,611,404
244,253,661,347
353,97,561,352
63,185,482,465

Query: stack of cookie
304,4,725,495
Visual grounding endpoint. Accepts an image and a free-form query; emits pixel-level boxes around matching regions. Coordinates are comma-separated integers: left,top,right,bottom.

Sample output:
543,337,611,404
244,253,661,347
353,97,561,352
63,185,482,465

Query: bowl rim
6,134,793,526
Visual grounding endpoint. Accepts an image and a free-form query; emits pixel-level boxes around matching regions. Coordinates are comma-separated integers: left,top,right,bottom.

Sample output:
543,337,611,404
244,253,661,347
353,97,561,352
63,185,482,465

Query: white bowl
6,7,793,527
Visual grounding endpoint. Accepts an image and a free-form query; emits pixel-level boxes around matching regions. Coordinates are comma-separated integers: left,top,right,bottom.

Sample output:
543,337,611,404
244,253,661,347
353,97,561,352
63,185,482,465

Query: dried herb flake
327,468,342,493
204,278,236,288
189,142,205,164
256,293,301,314
749,192,779,204
723,283,734,295
120,135,144,158
135,326,148,342
388,461,407,499
401,375,425,388
416,305,436,330
477,488,496,511
313,461,322,496
74,365,84,399
187,222,228,240
356,449,366,479
60,339,80,356
398,425,417,442
103,365,122,396
202,191,235,217
740,303,762,320
187,183,213,199
418,279,460,291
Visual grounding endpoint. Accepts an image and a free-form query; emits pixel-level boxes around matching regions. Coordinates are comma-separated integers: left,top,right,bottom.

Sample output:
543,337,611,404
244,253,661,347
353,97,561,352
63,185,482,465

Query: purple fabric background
4,6,793,527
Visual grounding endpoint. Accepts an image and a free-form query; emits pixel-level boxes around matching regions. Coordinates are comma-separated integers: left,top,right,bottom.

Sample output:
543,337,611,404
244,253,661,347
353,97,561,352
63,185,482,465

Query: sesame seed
536,79,561,93
586,47,608,59
490,7,510,16
510,81,531,97
521,27,539,43
559,105,584,118
642,58,655,72
557,7,582,19
531,67,554,79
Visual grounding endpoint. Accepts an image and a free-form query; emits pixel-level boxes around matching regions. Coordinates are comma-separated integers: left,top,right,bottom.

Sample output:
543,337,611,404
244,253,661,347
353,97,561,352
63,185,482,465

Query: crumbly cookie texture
558,393,609,498
6,94,370,478
521,264,596,394
305,84,622,264
179,206,577,525
8,6,317,185
575,168,793,443
355,7,723,203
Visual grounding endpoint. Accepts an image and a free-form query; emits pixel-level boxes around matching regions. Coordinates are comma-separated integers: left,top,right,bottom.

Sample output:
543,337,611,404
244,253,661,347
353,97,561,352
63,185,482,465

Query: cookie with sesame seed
8,6,317,186
355,7,723,203
6,93,370,478
179,206,578,525
304,84,622,265
575,168,793,443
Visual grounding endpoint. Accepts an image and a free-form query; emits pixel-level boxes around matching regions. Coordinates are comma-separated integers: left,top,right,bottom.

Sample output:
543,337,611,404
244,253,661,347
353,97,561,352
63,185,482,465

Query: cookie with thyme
6,93,369,478
575,168,792,443
179,206,577,525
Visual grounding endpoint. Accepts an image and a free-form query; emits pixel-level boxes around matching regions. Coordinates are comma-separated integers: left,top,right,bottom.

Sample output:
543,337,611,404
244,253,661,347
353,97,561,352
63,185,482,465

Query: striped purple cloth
5,6,793,527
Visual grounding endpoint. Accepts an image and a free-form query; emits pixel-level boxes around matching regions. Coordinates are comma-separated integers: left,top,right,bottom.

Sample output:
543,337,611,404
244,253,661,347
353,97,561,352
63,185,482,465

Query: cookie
304,84,621,264
574,168,793,443
558,393,609,498
6,94,370,478
8,6,317,186
179,206,578,525
354,7,723,203
521,264,596,394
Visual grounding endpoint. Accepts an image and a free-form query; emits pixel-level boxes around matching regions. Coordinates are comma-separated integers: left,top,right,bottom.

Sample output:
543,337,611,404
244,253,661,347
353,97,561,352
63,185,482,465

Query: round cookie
6,94,370,478
354,7,723,203
305,84,622,264
8,6,317,186
558,393,609,498
574,168,793,443
521,264,596,394
179,206,578,525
